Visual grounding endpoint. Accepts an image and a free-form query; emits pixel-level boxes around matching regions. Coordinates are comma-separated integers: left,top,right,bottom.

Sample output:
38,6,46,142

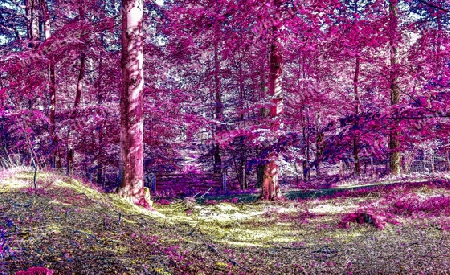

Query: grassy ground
1,168,450,274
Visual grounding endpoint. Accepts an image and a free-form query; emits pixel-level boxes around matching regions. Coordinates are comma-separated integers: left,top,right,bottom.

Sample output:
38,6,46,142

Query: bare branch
417,0,449,13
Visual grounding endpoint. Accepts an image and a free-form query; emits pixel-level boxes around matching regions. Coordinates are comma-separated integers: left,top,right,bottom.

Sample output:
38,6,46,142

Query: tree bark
353,55,361,175
213,26,222,175
388,0,401,175
302,114,310,181
40,0,58,168
238,50,247,190
96,57,104,186
118,0,146,203
26,0,40,49
315,131,324,177
261,0,283,200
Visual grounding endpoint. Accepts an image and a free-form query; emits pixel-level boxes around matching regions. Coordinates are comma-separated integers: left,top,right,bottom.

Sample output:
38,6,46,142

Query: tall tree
261,0,283,200
388,0,401,175
40,0,58,168
118,0,147,203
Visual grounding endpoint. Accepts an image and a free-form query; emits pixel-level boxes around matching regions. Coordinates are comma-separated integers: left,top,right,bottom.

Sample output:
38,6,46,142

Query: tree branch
417,0,449,13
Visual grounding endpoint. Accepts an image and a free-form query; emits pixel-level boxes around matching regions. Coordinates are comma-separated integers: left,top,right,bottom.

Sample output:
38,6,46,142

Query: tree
388,0,401,175
118,0,147,203
261,0,284,201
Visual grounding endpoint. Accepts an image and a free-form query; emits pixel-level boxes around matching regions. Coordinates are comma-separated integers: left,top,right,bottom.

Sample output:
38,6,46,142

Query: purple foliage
390,195,450,217
15,267,54,275
205,199,218,205
156,199,171,205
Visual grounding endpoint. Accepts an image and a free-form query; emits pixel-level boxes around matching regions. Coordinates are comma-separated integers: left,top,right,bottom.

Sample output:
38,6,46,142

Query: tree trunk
353,55,361,175
302,121,310,181
66,52,86,175
261,0,283,200
256,56,267,187
118,0,146,203
65,1,87,175
49,63,57,167
40,0,57,168
315,131,324,177
96,57,104,186
213,28,222,174
238,50,247,190
26,0,40,49
388,0,401,175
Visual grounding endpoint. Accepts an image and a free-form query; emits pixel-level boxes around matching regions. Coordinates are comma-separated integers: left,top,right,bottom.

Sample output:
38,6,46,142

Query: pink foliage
390,195,450,217
136,197,152,209
157,199,171,205
15,267,54,275
205,199,218,205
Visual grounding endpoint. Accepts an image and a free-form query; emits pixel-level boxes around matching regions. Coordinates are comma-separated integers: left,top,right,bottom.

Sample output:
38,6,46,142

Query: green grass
1,169,450,274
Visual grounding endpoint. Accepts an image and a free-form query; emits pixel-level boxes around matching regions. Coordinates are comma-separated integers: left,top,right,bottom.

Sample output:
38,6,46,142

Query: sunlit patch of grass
2,169,450,274
309,203,358,214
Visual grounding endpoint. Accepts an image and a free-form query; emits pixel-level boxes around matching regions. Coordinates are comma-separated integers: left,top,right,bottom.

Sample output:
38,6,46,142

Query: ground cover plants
1,168,450,274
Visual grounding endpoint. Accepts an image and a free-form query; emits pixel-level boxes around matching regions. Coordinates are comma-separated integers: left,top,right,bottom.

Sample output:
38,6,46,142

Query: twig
199,187,212,199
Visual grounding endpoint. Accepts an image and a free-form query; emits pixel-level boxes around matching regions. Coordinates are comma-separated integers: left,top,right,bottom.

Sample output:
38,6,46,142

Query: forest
1,0,450,274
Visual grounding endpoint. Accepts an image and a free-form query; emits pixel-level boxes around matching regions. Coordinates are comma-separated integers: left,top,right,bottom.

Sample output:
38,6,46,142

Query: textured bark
388,0,401,175
26,0,40,48
73,53,86,114
256,59,267,187
302,117,310,181
315,131,324,177
213,30,222,174
118,0,146,203
96,58,104,186
238,51,247,190
261,0,283,201
353,55,361,175
66,49,86,175
49,63,56,166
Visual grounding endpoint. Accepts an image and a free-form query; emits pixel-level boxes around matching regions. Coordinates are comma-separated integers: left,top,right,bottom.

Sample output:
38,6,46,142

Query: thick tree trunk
261,0,283,200
118,0,146,203
388,0,401,175
353,55,361,175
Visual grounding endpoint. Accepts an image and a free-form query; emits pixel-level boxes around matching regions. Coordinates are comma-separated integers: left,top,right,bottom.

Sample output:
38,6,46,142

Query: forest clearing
2,0,450,273
1,169,450,274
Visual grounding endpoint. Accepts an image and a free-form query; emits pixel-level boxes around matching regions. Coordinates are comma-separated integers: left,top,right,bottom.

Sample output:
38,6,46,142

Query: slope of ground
1,168,450,274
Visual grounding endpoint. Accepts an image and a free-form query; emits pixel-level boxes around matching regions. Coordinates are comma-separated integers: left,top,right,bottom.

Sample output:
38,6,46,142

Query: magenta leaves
15,266,54,275
390,195,450,217
339,183,450,230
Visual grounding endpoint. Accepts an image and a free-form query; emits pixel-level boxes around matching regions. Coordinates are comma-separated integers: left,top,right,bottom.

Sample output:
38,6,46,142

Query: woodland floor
1,169,450,274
